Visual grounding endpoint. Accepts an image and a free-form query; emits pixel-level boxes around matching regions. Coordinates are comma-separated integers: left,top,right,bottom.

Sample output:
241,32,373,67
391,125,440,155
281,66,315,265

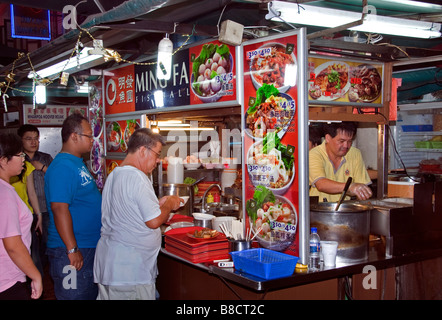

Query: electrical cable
344,276,354,300
356,110,420,182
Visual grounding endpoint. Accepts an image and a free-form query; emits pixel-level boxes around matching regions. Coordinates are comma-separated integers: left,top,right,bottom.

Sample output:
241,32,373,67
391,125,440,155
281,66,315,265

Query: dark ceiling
2,0,442,101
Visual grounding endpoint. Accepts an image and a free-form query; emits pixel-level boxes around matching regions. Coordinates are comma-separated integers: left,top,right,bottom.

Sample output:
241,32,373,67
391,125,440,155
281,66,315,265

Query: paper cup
320,240,338,267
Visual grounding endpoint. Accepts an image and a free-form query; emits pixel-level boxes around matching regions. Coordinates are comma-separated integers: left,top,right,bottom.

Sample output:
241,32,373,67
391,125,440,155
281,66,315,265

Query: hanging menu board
103,39,238,115
242,31,306,257
103,40,239,162
308,55,384,107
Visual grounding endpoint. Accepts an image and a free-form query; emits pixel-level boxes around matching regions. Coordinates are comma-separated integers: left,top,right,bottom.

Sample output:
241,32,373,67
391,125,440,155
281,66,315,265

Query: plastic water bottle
309,227,321,271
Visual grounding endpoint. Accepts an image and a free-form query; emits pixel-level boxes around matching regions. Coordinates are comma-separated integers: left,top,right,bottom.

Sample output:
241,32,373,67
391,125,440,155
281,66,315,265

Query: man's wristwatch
66,246,79,254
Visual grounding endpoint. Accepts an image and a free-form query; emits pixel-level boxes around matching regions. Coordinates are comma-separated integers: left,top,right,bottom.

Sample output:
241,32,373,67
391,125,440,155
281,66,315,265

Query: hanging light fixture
35,84,46,104
157,34,173,80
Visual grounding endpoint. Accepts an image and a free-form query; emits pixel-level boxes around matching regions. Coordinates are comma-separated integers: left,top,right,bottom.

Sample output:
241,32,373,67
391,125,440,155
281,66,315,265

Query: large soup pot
310,202,371,264
159,183,194,216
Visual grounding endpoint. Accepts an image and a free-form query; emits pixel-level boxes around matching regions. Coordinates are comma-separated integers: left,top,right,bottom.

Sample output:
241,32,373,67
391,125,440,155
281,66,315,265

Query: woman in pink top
0,133,42,300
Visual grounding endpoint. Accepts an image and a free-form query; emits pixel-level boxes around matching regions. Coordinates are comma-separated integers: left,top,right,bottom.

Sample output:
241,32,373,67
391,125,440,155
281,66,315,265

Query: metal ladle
335,176,352,211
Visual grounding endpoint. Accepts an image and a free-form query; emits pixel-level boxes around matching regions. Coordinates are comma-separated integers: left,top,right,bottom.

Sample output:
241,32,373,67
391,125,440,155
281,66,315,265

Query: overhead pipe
2,0,237,82
100,0,234,36
0,0,175,79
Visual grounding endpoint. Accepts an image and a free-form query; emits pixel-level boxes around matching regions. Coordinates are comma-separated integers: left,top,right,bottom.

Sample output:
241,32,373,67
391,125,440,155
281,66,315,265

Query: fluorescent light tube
76,82,89,94
268,1,441,39
28,47,105,80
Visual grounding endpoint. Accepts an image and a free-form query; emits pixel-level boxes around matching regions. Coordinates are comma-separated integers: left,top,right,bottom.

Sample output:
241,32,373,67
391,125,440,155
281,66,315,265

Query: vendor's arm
314,178,372,200
145,195,182,229
50,202,83,270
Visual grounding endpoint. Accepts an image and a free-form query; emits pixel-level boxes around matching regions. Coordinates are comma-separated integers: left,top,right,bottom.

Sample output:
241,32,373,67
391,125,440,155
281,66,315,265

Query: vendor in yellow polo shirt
309,121,372,203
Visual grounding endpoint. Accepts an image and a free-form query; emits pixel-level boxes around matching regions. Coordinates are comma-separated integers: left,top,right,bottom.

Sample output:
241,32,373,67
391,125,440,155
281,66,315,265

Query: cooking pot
160,183,194,216
310,202,371,264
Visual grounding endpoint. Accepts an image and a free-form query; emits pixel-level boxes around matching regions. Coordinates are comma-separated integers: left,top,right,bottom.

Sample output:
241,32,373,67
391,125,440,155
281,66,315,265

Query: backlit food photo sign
242,34,300,257
189,40,237,105
308,55,384,107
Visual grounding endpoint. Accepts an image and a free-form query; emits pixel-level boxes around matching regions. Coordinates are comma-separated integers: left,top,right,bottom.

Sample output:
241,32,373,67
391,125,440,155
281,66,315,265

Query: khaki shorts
97,283,156,300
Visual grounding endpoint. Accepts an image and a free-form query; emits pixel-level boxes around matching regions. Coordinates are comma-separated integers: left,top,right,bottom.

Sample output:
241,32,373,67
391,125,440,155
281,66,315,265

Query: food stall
95,27,442,300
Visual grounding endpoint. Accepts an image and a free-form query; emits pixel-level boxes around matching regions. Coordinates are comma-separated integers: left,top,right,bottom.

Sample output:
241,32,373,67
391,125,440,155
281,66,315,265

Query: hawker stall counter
158,241,442,300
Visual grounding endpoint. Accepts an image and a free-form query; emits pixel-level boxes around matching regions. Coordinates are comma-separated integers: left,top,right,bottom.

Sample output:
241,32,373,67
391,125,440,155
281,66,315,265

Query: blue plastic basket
230,248,299,280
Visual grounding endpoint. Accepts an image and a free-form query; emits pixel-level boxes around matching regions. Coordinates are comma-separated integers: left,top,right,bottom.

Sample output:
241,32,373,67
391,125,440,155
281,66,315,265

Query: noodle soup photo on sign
246,186,297,252
247,132,295,195
249,42,296,93
245,83,295,140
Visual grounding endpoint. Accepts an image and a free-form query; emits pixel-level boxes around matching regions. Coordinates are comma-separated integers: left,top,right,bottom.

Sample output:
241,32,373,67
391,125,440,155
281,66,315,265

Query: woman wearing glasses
0,133,43,300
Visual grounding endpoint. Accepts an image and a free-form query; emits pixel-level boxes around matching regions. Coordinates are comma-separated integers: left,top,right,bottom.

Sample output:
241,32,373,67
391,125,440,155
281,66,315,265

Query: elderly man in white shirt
93,128,182,300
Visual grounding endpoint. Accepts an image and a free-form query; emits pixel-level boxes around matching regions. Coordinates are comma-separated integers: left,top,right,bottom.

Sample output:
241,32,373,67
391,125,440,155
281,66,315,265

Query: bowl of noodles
249,42,296,93
308,61,350,101
246,186,297,252
121,120,140,152
245,84,295,140
246,132,295,196
106,122,122,152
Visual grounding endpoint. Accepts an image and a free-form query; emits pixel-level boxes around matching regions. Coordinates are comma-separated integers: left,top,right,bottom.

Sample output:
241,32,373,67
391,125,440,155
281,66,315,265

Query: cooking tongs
335,176,352,211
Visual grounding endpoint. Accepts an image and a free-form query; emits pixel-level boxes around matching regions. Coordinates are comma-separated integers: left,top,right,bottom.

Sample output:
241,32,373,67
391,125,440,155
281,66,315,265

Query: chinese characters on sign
24,105,87,125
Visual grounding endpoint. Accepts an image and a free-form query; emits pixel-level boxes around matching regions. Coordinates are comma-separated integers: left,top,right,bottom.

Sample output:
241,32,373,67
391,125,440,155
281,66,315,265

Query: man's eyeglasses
14,152,26,158
78,133,94,140
147,147,161,158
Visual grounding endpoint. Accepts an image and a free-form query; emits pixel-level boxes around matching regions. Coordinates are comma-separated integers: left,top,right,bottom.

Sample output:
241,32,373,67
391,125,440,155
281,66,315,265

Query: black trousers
0,281,31,300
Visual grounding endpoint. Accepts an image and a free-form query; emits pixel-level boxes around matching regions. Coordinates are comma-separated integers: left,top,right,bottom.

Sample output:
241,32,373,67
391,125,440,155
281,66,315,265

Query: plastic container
430,141,442,149
230,248,299,280
309,227,321,271
167,157,183,184
414,141,431,149
401,125,433,132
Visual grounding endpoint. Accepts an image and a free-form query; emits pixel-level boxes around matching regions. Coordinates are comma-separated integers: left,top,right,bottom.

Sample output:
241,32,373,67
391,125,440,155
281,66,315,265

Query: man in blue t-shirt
45,113,101,300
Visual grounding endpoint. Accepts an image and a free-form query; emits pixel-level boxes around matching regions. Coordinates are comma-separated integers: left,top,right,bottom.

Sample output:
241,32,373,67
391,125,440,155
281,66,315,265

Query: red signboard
104,65,136,115
242,35,300,257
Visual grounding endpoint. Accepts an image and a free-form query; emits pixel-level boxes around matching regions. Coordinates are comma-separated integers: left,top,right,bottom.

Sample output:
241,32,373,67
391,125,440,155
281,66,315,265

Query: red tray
165,226,228,248
164,226,230,263
165,244,230,264
165,214,194,225
166,235,229,254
